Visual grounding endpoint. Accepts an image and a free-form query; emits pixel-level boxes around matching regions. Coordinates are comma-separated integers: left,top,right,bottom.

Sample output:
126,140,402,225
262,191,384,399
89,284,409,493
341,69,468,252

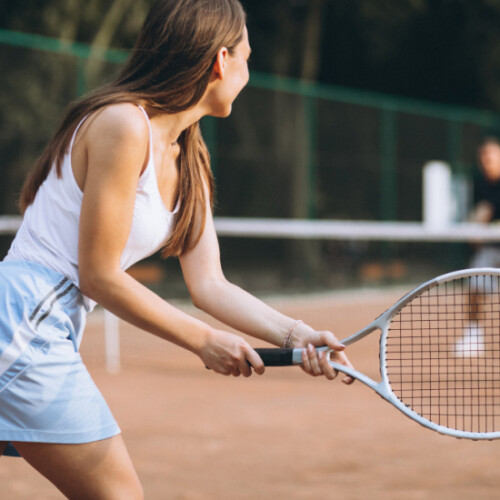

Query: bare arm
470,201,494,223
180,208,300,345
77,105,263,376
180,198,355,383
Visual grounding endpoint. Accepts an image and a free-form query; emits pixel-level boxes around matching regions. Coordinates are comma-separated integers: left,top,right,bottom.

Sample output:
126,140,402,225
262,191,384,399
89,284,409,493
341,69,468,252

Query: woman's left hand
295,330,355,384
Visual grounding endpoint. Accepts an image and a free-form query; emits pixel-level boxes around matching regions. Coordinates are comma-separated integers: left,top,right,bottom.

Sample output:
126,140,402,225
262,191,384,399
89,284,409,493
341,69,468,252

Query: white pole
423,161,452,230
104,309,121,373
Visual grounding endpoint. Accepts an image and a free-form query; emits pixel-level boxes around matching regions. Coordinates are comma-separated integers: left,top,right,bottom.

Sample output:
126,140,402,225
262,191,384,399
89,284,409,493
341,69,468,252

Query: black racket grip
254,348,295,366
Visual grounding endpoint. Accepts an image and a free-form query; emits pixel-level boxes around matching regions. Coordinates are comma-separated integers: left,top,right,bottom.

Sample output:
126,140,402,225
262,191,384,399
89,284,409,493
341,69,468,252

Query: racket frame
291,268,500,440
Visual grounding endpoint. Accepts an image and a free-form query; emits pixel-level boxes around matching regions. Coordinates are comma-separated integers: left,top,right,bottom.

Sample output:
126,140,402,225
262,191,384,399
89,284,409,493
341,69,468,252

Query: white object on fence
422,161,453,230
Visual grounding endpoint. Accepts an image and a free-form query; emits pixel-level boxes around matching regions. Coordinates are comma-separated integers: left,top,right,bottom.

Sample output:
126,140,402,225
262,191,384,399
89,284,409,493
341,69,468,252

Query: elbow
78,265,119,301
188,284,208,311
191,297,204,311
188,277,226,311
78,271,103,301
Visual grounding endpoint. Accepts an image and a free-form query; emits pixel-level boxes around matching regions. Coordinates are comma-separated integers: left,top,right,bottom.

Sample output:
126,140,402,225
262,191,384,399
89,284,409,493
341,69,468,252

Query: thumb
319,331,346,351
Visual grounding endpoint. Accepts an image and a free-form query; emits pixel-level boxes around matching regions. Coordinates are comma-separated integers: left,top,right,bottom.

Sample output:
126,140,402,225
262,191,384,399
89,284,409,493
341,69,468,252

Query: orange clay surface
1,287,500,499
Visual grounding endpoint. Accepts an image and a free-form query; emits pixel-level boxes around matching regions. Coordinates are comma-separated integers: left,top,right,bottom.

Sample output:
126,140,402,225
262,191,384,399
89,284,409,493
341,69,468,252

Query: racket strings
386,274,500,434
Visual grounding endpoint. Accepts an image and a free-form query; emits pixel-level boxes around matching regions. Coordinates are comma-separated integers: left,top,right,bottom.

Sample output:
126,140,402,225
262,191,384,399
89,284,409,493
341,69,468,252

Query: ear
212,47,229,80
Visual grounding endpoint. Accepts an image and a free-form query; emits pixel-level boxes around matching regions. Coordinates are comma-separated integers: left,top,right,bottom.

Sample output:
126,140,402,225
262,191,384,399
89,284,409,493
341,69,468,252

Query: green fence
1,28,499,222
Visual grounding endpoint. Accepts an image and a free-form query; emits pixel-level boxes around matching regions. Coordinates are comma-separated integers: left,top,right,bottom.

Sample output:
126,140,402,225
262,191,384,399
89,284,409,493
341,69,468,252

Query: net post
103,309,121,373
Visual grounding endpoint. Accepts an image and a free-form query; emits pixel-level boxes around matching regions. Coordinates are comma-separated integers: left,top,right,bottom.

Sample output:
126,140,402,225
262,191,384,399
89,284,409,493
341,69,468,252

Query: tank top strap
136,105,154,166
68,115,90,155
136,105,152,134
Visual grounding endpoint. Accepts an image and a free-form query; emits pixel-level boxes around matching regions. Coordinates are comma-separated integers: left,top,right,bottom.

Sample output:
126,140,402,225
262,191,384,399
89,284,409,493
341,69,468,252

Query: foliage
1,0,500,219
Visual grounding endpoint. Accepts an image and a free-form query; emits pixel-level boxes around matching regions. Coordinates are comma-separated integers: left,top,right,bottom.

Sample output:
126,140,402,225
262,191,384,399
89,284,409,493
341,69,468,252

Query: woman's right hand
199,329,265,377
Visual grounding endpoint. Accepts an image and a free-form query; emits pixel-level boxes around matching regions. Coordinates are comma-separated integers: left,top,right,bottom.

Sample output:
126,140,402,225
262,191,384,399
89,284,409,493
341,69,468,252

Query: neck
144,103,208,146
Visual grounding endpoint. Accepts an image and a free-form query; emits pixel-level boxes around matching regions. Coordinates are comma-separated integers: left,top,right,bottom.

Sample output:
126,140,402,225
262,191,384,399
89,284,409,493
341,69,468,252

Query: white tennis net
2,214,500,373
3,215,500,242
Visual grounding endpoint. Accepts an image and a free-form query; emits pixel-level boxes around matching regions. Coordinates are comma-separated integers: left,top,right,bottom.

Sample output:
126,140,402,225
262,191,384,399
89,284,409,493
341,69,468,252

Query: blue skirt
0,260,120,457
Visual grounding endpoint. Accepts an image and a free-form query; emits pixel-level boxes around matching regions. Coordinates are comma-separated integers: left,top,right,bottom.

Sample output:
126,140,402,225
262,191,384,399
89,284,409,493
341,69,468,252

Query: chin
215,106,233,118
208,101,233,118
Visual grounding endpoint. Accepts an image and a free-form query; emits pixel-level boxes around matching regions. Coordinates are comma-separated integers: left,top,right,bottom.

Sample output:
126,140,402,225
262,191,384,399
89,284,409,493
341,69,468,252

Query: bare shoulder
86,103,149,150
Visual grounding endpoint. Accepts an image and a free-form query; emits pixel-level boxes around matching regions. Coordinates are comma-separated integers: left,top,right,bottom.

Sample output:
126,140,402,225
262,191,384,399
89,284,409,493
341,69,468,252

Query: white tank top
5,106,179,311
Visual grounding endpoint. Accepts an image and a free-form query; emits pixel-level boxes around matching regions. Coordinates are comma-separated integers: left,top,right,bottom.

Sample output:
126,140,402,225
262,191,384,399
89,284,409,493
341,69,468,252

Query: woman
0,0,354,497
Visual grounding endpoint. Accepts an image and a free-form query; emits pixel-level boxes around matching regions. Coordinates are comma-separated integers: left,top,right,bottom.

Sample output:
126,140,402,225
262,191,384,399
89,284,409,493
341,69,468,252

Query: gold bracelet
283,320,303,348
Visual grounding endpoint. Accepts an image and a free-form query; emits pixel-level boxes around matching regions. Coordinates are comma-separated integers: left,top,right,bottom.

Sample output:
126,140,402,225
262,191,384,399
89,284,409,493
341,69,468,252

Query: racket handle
254,348,295,366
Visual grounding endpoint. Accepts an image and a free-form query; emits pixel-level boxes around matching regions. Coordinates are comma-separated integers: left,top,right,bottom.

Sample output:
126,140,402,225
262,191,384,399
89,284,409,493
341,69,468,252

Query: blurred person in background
469,136,500,238
455,135,500,357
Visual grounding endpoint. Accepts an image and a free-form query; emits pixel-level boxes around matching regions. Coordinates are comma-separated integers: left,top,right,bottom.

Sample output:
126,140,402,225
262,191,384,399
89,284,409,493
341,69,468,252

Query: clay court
1,287,500,499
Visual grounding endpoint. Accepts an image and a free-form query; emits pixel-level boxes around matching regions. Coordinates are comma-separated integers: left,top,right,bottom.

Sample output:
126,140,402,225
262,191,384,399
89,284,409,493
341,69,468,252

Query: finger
319,331,346,352
239,361,251,377
246,349,265,375
205,363,233,376
238,356,253,378
301,347,313,375
318,350,338,380
307,343,322,376
330,350,355,385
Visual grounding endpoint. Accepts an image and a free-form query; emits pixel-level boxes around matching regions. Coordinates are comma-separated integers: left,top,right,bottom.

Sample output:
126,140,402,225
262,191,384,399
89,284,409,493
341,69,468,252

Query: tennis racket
254,268,500,440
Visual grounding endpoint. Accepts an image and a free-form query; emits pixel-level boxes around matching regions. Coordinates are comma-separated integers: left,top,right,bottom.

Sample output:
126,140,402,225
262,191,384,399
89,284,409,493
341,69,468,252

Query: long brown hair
19,0,246,257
